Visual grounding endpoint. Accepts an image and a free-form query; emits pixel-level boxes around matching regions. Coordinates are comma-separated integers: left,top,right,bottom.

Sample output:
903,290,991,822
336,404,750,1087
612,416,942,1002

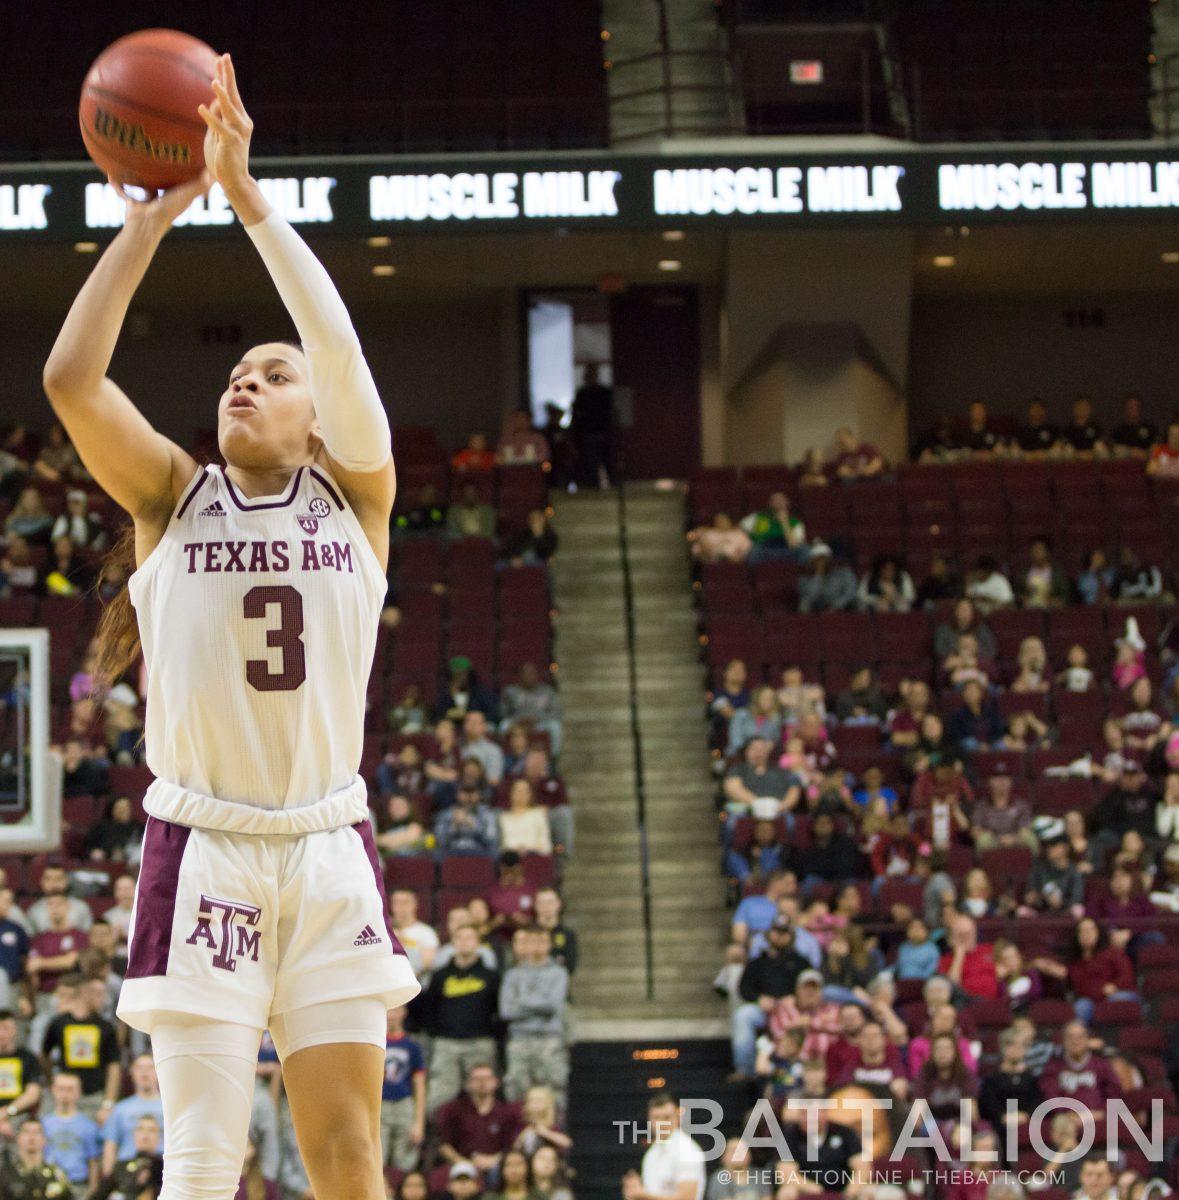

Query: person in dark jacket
979,1028,1043,1160
502,510,558,566
730,918,811,1078
946,680,1003,752
799,813,862,889
418,926,501,1112
569,364,615,488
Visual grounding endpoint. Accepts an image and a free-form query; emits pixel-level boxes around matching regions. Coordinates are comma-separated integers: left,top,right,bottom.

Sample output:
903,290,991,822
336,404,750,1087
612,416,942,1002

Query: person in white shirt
624,1093,706,1200
389,889,439,978
498,780,553,856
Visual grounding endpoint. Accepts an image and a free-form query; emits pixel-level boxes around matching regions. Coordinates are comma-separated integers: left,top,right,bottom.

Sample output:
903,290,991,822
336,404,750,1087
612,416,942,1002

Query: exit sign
790,60,824,84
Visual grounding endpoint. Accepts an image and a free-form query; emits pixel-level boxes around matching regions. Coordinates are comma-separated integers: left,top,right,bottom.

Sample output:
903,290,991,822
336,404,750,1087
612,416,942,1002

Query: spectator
858,556,915,613
689,514,751,564
51,488,106,551
961,402,1002,456
939,914,999,1000
1075,550,1115,606
1021,537,1070,607
84,795,144,863
520,748,573,853
531,1146,574,1200
500,927,569,1106
1073,1157,1118,1200
27,894,88,1005
1014,399,1059,457
389,889,439,978
103,875,135,957
101,1054,164,1176
724,818,786,886
709,660,750,744
941,628,992,691
622,1092,705,1200
61,740,111,798
503,510,559,566
946,680,1003,751
915,416,959,463
570,364,615,489
916,552,963,609
497,412,549,466
914,1033,979,1124
705,1139,769,1200
394,483,447,537
420,928,501,1111
798,447,830,487
512,1087,572,1162
730,871,797,948
533,888,577,976
381,1005,426,1171
911,758,973,850
4,486,53,543
768,971,843,1061
776,668,827,725
374,794,431,857
1021,838,1085,918
896,917,939,981
499,780,553,856
1111,546,1165,602
1011,636,1052,694
486,853,538,940
499,664,561,755
820,927,878,1004
959,867,1002,919
435,1063,522,1175
0,1118,73,1197
43,534,93,596
462,710,506,782
1087,864,1154,924
1062,396,1107,457
1111,393,1155,457
971,768,1036,852
236,1136,280,1200
486,1147,542,1200
830,1020,908,1099
888,679,933,749
798,543,857,613
834,667,888,725
1146,419,1179,478
439,787,501,864
34,424,84,483
434,661,497,726
1039,1021,1122,1108
1055,645,1096,694
779,1097,863,1194
0,891,28,995
1088,761,1157,858
739,492,807,563
42,1071,102,1194
0,1010,43,1133
799,813,862,890
934,599,998,663
993,942,1044,1011
1044,918,1138,1025
728,684,782,760
453,433,496,473
41,973,121,1121
388,683,428,734
722,736,799,820
435,910,499,973
0,533,38,594
95,1114,162,1199
730,917,812,1079
965,556,1015,614
832,427,885,480
447,483,497,540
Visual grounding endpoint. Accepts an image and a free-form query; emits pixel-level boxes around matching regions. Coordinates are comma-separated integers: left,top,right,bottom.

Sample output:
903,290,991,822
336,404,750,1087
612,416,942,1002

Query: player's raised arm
199,53,395,523
41,176,206,522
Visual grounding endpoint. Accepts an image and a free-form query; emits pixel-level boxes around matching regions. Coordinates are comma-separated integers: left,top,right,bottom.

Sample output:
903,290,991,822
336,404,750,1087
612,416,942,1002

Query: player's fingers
222,52,246,111
197,103,231,138
211,80,249,131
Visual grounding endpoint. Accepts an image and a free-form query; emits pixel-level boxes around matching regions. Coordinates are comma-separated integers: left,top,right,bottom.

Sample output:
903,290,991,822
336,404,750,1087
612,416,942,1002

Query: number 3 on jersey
243,585,306,692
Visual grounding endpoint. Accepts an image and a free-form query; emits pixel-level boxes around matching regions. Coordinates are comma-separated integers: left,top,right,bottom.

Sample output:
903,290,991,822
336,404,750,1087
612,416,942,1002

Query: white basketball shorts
117,816,421,1035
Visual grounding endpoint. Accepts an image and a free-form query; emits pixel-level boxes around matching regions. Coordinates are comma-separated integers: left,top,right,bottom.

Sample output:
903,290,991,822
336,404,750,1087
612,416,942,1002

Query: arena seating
0,0,608,160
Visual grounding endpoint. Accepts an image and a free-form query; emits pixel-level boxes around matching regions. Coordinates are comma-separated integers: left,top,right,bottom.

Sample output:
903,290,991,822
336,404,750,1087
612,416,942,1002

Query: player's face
218,343,318,468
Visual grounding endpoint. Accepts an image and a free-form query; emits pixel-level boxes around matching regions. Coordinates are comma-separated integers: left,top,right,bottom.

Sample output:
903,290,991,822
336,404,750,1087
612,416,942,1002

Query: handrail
1160,50,1179,141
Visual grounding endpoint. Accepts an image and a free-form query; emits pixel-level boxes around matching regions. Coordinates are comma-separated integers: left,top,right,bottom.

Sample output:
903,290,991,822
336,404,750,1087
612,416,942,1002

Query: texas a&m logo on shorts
185,894,263,972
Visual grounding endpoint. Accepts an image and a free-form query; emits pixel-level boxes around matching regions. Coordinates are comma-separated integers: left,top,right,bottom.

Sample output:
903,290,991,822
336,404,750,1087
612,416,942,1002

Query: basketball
79,28,217,191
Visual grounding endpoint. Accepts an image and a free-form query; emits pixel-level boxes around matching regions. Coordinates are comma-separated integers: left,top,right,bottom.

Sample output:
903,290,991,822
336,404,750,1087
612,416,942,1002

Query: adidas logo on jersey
198,501,226,517
354,924,382,947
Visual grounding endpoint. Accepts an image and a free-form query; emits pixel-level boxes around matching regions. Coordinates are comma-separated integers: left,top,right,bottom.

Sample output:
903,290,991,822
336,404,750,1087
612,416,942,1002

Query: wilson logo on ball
92,107,192,166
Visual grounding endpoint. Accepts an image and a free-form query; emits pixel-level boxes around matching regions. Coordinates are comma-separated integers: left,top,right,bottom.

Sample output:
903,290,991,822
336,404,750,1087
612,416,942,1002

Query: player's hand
113,171,212,234
198,53,254,194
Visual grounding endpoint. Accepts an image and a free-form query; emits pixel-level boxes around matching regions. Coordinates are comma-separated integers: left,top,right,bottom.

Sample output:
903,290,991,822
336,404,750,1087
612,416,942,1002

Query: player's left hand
198,53,254,193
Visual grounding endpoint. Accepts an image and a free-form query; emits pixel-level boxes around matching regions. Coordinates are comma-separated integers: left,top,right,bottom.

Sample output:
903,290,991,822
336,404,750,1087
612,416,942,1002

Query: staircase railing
1159,50,1179,140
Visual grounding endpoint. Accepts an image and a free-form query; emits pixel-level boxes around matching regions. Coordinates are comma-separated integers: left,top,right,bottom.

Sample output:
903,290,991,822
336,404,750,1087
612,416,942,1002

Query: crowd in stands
693,397,1179,1200
0,415,577,1197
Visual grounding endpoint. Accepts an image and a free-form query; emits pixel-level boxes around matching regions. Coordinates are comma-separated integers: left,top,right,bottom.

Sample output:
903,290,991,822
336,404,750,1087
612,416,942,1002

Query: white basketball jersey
129,464,385,832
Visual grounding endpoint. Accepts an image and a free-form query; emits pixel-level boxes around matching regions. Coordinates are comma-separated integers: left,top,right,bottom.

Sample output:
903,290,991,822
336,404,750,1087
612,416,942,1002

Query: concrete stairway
602,0,739,142
552,483,728,1028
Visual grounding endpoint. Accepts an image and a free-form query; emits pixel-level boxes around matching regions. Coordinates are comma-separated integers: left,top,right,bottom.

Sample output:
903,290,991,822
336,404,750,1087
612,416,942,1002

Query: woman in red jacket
1039,916,1139,1026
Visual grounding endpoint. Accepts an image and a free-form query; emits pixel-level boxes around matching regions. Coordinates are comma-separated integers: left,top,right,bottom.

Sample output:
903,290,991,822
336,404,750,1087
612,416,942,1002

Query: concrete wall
1,297,517,451
908,290,1179,433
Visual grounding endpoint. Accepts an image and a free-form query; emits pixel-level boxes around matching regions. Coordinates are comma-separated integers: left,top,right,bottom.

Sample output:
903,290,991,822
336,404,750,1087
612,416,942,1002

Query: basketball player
42,54,418,1200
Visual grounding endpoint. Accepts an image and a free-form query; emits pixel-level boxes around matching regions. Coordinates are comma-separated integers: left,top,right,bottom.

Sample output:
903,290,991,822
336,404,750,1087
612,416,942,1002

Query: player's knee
161,1147,243,1199
307,1125,381,1191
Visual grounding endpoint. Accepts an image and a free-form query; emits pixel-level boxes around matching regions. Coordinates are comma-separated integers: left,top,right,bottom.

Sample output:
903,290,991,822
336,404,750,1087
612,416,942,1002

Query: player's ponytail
92,524,141,687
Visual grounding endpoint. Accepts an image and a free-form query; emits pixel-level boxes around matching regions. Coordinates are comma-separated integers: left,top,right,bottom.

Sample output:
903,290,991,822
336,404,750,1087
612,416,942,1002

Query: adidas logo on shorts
198,500,226,517
353,924,382,947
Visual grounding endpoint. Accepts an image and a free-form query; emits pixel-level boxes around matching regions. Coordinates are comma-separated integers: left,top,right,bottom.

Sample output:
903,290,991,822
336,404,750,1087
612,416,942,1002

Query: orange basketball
79,28,217,191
